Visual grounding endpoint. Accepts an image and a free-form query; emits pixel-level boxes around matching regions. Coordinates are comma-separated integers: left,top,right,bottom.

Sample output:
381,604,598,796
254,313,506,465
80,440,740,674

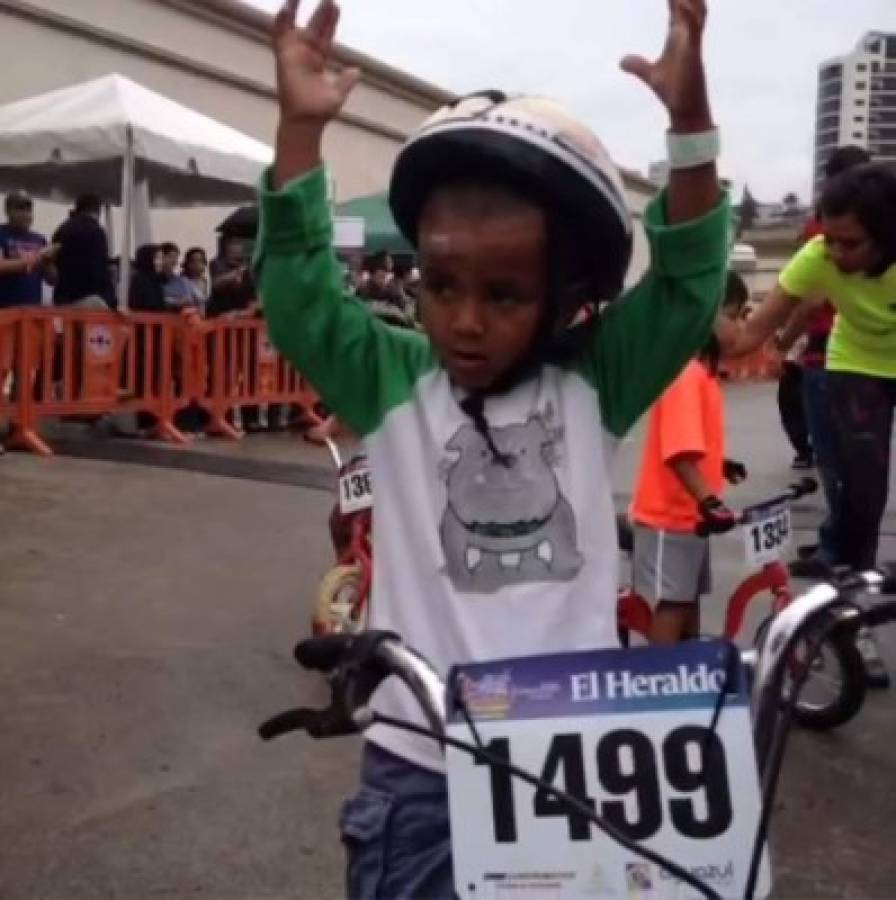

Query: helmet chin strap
452,276,595,468
458,392,513,468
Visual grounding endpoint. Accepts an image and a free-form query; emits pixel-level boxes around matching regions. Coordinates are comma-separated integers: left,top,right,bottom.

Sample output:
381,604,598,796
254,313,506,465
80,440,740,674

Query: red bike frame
616,561,792,642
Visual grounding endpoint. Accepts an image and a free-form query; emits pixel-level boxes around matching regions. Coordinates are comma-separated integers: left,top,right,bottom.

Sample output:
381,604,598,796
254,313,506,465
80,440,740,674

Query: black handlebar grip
793,476,819,497
258,709,315,741
862,599,896,628
877,563,896,595
294,634,356,672
258,705,358,741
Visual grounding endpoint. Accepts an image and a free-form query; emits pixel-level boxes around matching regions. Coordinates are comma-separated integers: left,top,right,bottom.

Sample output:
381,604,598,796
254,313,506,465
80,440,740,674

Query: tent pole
118,125,135,312
103,203,114,252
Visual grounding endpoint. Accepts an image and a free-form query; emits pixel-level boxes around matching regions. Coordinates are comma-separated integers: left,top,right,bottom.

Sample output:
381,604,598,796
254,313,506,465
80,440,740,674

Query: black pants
827,371,896,570
777,362,811,458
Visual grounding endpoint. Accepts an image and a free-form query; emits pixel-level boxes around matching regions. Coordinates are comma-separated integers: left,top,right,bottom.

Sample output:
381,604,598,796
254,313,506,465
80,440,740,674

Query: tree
737,184,758,235
782,192,801,217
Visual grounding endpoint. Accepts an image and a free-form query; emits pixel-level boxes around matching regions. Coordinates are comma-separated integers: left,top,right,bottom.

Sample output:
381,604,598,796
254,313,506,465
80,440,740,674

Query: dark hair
722,271,749,312
366,251,392,274
820,162,896,276
5,191,32,212
160,242,179,256
182,246,207,271
134,243,160,275
696,273,745,375
824,145,870,181
74,193,102,215
700,333,722,374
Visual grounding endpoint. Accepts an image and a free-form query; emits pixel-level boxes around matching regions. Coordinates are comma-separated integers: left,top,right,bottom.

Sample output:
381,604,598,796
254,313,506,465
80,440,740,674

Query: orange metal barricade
0,308,187,454
720,342,782,383
0,308,332,455
200,316,330,440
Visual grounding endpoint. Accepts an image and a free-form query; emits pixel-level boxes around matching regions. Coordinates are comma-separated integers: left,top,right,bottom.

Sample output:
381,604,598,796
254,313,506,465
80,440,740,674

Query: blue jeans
340,742,455,899
802,366,843,563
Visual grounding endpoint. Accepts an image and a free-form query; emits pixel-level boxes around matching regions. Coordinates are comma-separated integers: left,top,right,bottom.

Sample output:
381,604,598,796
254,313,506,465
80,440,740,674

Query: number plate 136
445,641,770,900
338,461,373,515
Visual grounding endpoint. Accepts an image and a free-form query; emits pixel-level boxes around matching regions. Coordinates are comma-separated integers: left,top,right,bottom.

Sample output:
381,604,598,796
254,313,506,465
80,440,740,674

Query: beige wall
0,0,444,258
0,0,654,284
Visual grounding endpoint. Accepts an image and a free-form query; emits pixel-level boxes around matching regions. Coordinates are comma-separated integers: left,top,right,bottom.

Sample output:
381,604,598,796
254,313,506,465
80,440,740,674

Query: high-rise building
813,31,896,195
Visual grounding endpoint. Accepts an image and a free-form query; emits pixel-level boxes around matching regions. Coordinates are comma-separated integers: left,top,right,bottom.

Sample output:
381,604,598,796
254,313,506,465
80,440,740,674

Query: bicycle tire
753,614,867,731
312,563,366,636
792,630,867,730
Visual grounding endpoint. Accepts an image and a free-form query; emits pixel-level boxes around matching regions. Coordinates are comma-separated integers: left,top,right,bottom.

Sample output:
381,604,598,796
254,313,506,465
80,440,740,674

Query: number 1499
477,726,732,845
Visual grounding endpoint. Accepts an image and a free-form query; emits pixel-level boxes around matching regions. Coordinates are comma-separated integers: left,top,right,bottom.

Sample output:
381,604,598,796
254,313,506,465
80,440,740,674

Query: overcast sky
244,0,896,202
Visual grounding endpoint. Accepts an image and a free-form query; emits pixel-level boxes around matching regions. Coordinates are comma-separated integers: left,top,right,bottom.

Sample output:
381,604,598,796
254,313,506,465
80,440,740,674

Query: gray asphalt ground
1,382,894,899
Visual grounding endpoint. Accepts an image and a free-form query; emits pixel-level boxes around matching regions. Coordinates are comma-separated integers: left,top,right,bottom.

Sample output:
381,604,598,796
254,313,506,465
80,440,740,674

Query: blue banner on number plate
741,497,788,524
447,640,746,723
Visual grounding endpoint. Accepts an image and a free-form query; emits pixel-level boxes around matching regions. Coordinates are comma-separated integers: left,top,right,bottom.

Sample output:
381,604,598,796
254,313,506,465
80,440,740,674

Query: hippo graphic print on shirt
439,413,583,593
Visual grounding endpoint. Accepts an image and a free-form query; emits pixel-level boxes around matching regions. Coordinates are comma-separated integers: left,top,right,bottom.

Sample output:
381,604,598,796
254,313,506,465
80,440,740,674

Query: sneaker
792,453,814,470
788,557,834,579
855,626,891,689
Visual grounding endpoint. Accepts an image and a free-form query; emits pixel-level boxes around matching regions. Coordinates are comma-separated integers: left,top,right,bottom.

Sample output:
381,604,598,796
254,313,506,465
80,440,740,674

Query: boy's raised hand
621,0,717,223
272,0,360,186
620,0,711,132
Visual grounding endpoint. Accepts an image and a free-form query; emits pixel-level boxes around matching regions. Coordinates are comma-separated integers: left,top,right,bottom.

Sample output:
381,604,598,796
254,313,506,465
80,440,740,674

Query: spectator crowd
0,190,428,450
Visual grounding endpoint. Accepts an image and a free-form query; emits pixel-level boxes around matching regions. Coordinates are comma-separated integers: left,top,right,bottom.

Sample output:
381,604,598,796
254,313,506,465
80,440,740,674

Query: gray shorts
632,524,712,604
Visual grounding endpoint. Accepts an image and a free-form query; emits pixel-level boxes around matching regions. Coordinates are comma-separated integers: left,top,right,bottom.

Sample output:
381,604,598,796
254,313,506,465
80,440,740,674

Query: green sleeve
252,166,436,437
576,191,731,438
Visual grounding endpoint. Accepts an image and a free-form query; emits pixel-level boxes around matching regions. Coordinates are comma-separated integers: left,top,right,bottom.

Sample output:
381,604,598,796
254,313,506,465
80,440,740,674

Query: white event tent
0,74,272,307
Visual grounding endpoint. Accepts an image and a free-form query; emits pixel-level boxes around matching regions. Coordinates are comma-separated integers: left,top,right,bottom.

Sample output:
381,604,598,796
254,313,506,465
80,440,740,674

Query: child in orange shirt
630,273,748,644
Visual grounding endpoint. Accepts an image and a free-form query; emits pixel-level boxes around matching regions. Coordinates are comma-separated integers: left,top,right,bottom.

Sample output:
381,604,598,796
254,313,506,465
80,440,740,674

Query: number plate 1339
445,641,771,899
742,499,791,567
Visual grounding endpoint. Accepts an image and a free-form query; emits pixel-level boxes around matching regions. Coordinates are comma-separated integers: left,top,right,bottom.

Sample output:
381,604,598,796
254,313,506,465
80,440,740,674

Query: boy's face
417,186,547,391
720,299,745,322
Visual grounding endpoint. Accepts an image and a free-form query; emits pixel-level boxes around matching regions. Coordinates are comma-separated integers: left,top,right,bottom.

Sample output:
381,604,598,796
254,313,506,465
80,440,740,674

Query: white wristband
667,127,720,170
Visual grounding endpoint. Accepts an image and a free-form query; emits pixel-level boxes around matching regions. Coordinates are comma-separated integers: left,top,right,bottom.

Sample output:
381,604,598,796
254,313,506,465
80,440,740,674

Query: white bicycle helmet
389,91,633,310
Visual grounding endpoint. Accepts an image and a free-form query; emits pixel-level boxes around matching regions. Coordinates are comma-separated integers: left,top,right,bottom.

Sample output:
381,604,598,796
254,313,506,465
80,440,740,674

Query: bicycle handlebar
258,630,445,743
751,568,896,767
695,476,818,538
262,561,896,756
260,564,895,900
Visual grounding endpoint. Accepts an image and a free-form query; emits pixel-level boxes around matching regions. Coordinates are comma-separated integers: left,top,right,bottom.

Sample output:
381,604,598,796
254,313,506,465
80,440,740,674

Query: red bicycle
616,478,867,730
311,461,866,729
312,439,373,636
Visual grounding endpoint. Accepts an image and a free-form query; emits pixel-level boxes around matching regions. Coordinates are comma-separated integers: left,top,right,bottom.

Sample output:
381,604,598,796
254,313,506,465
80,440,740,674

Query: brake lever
259,630,402,742
790,476,819,498
258,703,358,741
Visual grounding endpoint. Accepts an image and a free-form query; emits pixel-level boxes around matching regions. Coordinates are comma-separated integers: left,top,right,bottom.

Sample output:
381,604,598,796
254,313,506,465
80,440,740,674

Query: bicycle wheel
312,563,366,636
753,614,867,730
754,613,867,730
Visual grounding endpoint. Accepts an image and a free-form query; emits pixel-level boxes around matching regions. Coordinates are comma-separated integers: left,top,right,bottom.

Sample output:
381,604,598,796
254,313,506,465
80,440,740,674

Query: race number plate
741,498,791,567
446,641,771,900
338,460,373,514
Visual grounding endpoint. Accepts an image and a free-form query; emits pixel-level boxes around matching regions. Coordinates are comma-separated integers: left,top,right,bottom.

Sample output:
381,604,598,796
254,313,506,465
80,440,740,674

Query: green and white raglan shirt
256,167,729,772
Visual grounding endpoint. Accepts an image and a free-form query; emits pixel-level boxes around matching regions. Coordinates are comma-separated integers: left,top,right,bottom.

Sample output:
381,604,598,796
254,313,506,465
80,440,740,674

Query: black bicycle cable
447,640,738,899
743,601,863,900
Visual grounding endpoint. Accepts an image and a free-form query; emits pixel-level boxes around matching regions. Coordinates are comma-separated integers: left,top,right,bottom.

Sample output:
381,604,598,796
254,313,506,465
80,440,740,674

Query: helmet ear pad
389,128,632,303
